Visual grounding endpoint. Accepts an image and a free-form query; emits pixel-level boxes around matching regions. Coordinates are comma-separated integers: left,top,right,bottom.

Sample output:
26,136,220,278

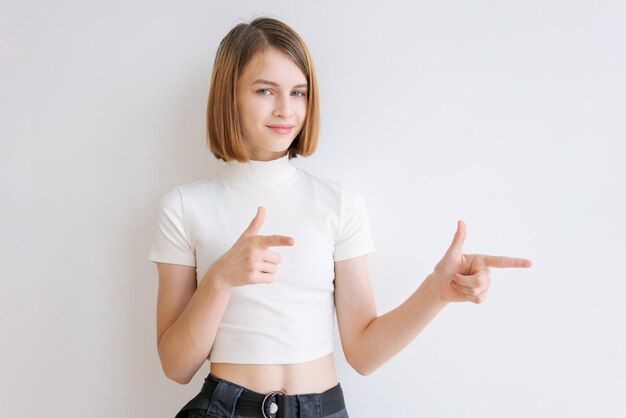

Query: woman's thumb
443,220,466,258
242,206,265,237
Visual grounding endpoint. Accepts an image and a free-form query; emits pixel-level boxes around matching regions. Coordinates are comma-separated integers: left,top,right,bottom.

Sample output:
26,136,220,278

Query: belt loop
296,394,322,418
206,381,243,418
277,394,298,418
315,394,322,418
296,395,303,418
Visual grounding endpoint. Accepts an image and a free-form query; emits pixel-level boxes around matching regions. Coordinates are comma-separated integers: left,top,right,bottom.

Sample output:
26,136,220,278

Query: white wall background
1,1,625,417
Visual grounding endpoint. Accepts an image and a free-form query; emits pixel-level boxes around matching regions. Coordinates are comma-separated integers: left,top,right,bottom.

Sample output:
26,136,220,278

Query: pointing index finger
255,235,295,248
483,255,533,268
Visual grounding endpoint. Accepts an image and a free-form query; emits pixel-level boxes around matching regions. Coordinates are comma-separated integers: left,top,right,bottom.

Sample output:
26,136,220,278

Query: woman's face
236,46,308,161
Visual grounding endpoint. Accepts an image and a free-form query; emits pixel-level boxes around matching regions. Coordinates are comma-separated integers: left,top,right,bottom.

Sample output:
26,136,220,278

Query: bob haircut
206,17,320,162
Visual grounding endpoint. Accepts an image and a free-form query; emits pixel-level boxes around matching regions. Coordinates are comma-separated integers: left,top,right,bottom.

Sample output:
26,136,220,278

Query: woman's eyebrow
252,79,308,89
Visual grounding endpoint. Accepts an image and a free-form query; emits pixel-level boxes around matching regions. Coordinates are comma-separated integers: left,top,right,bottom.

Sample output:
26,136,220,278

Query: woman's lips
267,125,294,134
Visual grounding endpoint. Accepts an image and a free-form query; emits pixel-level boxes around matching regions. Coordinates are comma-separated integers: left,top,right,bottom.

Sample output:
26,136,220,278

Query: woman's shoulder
157,175,222,205
298,169,364,199
177,171,227,191
298,168,343,191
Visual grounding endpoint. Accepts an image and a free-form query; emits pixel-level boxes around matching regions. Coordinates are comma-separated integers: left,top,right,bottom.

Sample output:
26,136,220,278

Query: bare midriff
209,352,338,395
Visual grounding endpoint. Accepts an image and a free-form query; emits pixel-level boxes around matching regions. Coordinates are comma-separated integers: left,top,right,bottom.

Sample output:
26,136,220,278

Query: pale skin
154,46,533,393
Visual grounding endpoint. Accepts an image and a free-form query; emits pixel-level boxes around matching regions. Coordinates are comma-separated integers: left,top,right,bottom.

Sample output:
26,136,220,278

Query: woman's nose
273,95,293,118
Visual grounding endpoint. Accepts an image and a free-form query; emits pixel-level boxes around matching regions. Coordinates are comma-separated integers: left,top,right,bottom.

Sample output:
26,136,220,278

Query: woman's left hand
426,220,533,304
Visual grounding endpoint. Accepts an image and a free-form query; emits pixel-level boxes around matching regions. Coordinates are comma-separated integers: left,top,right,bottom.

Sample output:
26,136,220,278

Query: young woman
148,17,532,418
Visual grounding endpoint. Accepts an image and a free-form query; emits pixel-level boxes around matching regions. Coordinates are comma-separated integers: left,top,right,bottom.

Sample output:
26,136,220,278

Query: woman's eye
256,88,306,97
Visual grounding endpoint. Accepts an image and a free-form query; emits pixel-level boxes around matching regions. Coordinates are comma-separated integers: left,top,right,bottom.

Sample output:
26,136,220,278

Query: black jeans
175,373,350,418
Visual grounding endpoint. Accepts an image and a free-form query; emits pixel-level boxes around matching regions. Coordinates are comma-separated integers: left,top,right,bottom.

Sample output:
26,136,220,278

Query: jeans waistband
200,373,346,417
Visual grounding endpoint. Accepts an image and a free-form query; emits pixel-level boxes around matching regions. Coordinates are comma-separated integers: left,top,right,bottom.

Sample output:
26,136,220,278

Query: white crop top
147,153,376,364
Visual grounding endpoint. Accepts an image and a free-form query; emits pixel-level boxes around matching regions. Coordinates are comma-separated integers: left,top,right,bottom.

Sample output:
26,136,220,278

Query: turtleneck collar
217,153,299,188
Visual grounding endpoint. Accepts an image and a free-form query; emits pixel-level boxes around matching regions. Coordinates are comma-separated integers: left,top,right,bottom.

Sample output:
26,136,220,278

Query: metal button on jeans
262,390,284,418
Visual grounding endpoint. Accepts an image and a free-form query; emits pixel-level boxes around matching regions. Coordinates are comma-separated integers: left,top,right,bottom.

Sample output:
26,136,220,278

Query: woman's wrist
422,273,448,305
201,261,233,293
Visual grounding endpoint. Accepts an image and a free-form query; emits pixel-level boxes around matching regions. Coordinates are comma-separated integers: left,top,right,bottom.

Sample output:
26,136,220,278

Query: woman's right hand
213,206,295,288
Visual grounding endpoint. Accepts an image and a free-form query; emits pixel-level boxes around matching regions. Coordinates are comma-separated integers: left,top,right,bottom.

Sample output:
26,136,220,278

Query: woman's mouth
267,125,294,134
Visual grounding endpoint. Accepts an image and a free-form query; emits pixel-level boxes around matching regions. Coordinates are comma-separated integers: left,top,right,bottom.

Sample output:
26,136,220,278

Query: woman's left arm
334,220,532,376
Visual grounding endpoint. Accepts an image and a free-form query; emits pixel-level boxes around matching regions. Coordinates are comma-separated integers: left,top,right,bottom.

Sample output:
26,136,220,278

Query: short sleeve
333,183,376,262
147,187,196,267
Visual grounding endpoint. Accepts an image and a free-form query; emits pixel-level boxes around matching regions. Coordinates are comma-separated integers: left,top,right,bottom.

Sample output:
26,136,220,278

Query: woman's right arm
156,261,232,385
154,206,294,384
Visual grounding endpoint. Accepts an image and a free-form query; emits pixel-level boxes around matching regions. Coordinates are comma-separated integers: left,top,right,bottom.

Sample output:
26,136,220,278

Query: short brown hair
206,17,320,162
